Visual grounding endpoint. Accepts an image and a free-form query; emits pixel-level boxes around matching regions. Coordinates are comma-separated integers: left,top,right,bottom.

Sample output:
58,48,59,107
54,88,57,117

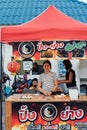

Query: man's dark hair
32,78,38,82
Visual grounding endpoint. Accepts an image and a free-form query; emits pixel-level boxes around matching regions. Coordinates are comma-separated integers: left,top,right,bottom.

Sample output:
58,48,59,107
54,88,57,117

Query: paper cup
69,87,79,100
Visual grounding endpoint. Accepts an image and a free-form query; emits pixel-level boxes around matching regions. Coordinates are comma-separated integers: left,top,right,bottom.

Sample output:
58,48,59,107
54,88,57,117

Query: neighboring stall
1,5,87,130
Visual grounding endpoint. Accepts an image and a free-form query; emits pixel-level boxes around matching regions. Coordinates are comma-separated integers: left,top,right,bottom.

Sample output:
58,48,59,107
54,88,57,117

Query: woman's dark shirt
66,69,76,88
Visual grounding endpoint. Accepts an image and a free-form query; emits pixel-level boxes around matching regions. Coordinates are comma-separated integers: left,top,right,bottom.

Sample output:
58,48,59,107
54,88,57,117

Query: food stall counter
5,94,87,130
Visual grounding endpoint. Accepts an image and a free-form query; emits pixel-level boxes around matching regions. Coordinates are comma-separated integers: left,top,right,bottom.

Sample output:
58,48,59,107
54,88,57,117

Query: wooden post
5,101,12,130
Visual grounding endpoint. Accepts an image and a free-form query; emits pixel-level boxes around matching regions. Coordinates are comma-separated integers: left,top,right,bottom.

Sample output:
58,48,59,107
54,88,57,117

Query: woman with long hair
38,60,58,96
59,59,76,88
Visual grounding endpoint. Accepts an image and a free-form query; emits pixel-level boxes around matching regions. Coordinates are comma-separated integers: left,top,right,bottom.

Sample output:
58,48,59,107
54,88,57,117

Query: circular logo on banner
18,41,35,58
40,103,57,121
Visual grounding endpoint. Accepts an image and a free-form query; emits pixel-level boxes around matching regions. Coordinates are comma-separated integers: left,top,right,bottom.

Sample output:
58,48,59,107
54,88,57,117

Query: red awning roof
1,5,87,42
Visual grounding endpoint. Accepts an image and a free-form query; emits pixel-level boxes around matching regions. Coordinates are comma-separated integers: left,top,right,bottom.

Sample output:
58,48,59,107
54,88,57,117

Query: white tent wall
79,59,87,93
71,60,80,92
80,60,87,79
3,44,14,87
50,60,59,77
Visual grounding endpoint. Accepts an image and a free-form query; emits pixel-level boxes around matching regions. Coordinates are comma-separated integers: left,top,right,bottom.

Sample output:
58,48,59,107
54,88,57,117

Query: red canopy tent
1,5,87,42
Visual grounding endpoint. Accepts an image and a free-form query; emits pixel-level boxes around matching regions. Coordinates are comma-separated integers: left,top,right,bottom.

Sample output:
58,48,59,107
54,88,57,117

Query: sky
78,0,87,3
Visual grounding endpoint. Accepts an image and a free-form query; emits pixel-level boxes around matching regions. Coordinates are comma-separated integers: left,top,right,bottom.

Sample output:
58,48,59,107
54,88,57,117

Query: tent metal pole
0,27,2,130
0,42,2,130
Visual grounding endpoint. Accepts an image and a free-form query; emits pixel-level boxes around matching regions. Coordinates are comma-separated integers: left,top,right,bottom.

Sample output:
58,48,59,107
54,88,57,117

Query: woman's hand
43,91,48,96
47,91,52,96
